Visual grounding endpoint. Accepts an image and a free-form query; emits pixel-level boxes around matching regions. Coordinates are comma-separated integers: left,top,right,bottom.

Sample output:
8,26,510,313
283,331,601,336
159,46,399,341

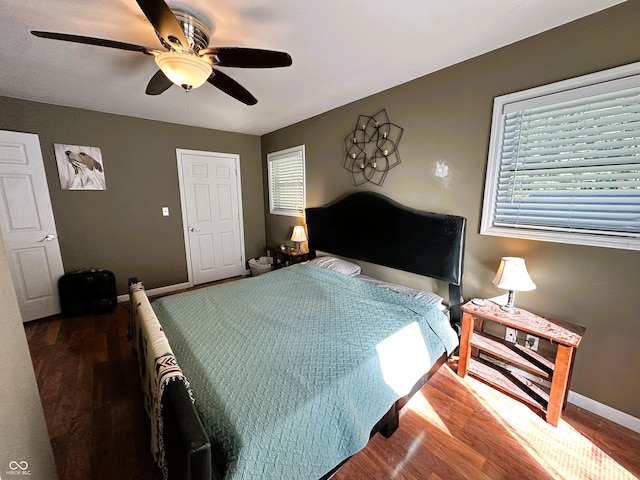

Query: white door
177,149,245,285
0,130,65,321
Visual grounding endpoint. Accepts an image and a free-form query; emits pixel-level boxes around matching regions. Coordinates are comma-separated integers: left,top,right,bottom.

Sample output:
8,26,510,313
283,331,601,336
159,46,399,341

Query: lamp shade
154,51,212,90
492,257,536,292
290,226,307,243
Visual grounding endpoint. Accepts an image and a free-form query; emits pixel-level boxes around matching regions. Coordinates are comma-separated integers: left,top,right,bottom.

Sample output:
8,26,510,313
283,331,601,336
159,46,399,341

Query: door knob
189,227,201,232
38,234,56,242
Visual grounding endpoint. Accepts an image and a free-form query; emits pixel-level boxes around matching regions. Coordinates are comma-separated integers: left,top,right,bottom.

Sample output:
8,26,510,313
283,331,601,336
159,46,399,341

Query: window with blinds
481,63,640,251
267,145,305,216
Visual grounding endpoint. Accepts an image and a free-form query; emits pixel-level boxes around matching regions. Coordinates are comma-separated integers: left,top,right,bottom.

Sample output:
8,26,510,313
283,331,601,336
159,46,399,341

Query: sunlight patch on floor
403,381,491,479
403,390,452,436
462,372,637,480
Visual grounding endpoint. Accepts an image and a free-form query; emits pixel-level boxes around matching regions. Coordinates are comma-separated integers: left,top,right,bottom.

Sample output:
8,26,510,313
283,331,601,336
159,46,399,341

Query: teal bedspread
152,264,458,479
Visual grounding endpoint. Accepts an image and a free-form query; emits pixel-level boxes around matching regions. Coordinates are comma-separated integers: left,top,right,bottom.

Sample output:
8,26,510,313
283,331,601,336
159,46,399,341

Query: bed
129,191,466,480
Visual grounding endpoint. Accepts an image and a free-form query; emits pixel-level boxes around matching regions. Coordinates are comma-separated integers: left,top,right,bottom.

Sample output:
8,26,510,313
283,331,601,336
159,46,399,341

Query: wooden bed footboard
162,380,217,480
128,277,218,480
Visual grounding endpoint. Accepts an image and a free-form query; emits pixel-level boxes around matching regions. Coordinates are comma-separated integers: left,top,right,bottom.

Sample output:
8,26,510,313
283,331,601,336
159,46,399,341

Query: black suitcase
58,269,117,316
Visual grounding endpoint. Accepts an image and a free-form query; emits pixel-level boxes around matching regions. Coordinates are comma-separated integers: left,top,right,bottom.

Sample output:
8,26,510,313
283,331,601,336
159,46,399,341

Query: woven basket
249,256,273,276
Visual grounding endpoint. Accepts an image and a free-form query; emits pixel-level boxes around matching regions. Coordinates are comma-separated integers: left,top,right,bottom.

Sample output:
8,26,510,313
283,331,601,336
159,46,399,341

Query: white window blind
482,62,640,251
267,145,305,216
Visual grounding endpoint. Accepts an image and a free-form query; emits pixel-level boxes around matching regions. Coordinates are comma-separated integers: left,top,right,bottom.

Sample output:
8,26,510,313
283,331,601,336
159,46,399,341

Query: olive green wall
0,96,265,293
262,1,640,418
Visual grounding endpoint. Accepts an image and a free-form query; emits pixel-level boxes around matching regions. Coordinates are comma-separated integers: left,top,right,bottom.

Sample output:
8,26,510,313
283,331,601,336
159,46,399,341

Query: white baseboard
568,390,640,433
479,353,640,433
117,282,191,303
118,271,251,303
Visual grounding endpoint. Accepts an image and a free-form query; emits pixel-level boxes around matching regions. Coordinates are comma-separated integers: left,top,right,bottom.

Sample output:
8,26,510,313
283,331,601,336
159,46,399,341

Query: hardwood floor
25,303,159,480
25,301,640,480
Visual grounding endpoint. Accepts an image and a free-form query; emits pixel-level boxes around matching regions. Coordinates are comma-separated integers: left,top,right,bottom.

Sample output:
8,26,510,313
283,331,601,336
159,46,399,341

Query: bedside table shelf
467,357,550,410
458,300,585,426
470,331,554,379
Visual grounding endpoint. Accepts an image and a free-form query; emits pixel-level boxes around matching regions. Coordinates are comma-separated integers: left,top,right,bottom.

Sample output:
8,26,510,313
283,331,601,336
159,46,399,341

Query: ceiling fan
31,0,292,105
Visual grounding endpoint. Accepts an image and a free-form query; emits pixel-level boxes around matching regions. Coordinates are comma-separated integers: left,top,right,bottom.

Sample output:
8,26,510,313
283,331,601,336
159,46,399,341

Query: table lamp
290,226,307,254
492,257,536,313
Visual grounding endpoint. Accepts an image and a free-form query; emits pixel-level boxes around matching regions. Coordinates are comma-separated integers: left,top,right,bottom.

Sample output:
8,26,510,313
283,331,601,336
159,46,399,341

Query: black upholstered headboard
305,191,466,328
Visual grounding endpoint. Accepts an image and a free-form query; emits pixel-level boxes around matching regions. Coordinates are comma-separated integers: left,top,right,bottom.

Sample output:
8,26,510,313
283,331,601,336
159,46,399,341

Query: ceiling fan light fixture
155,51,212,90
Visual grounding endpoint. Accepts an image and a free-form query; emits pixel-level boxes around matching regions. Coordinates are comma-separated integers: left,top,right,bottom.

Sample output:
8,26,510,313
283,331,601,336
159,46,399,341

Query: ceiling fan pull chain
185,89,191,120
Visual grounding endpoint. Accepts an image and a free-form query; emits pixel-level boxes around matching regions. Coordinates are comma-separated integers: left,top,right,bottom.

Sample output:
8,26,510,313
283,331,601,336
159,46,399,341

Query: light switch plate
162,207,169,216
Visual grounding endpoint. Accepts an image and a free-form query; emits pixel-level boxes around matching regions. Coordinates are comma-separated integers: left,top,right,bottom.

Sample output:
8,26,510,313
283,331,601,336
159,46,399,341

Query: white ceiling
0,0,626,136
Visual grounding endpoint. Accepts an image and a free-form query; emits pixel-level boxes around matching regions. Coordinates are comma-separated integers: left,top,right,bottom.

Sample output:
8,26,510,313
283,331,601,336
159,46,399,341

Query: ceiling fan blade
145,70,173,95
200,47,292,68
207,70,257,105
135,0,189,52
31,31,158,55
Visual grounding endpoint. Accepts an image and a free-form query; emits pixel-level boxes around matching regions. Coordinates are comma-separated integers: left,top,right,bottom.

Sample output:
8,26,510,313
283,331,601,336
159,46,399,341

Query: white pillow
355,275,444,308
307,256,361,276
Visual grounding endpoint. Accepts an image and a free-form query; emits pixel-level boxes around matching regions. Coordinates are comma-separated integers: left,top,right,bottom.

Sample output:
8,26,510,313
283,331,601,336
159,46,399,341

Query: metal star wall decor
343,109,403,186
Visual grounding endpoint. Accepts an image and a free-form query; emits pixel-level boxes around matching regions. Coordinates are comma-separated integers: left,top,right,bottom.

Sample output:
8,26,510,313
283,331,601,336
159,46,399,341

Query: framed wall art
54,143,106,190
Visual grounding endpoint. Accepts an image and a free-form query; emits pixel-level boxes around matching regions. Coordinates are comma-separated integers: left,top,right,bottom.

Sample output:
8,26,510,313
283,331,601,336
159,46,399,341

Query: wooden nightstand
457,300,586,426
272,247,309,269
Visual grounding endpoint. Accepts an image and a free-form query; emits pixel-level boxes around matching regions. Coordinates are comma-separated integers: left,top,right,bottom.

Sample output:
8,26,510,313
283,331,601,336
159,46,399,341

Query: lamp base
500,289,517,313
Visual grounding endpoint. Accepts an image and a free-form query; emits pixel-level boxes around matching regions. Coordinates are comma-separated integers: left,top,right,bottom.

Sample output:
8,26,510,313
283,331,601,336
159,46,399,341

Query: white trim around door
176,149,245,286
